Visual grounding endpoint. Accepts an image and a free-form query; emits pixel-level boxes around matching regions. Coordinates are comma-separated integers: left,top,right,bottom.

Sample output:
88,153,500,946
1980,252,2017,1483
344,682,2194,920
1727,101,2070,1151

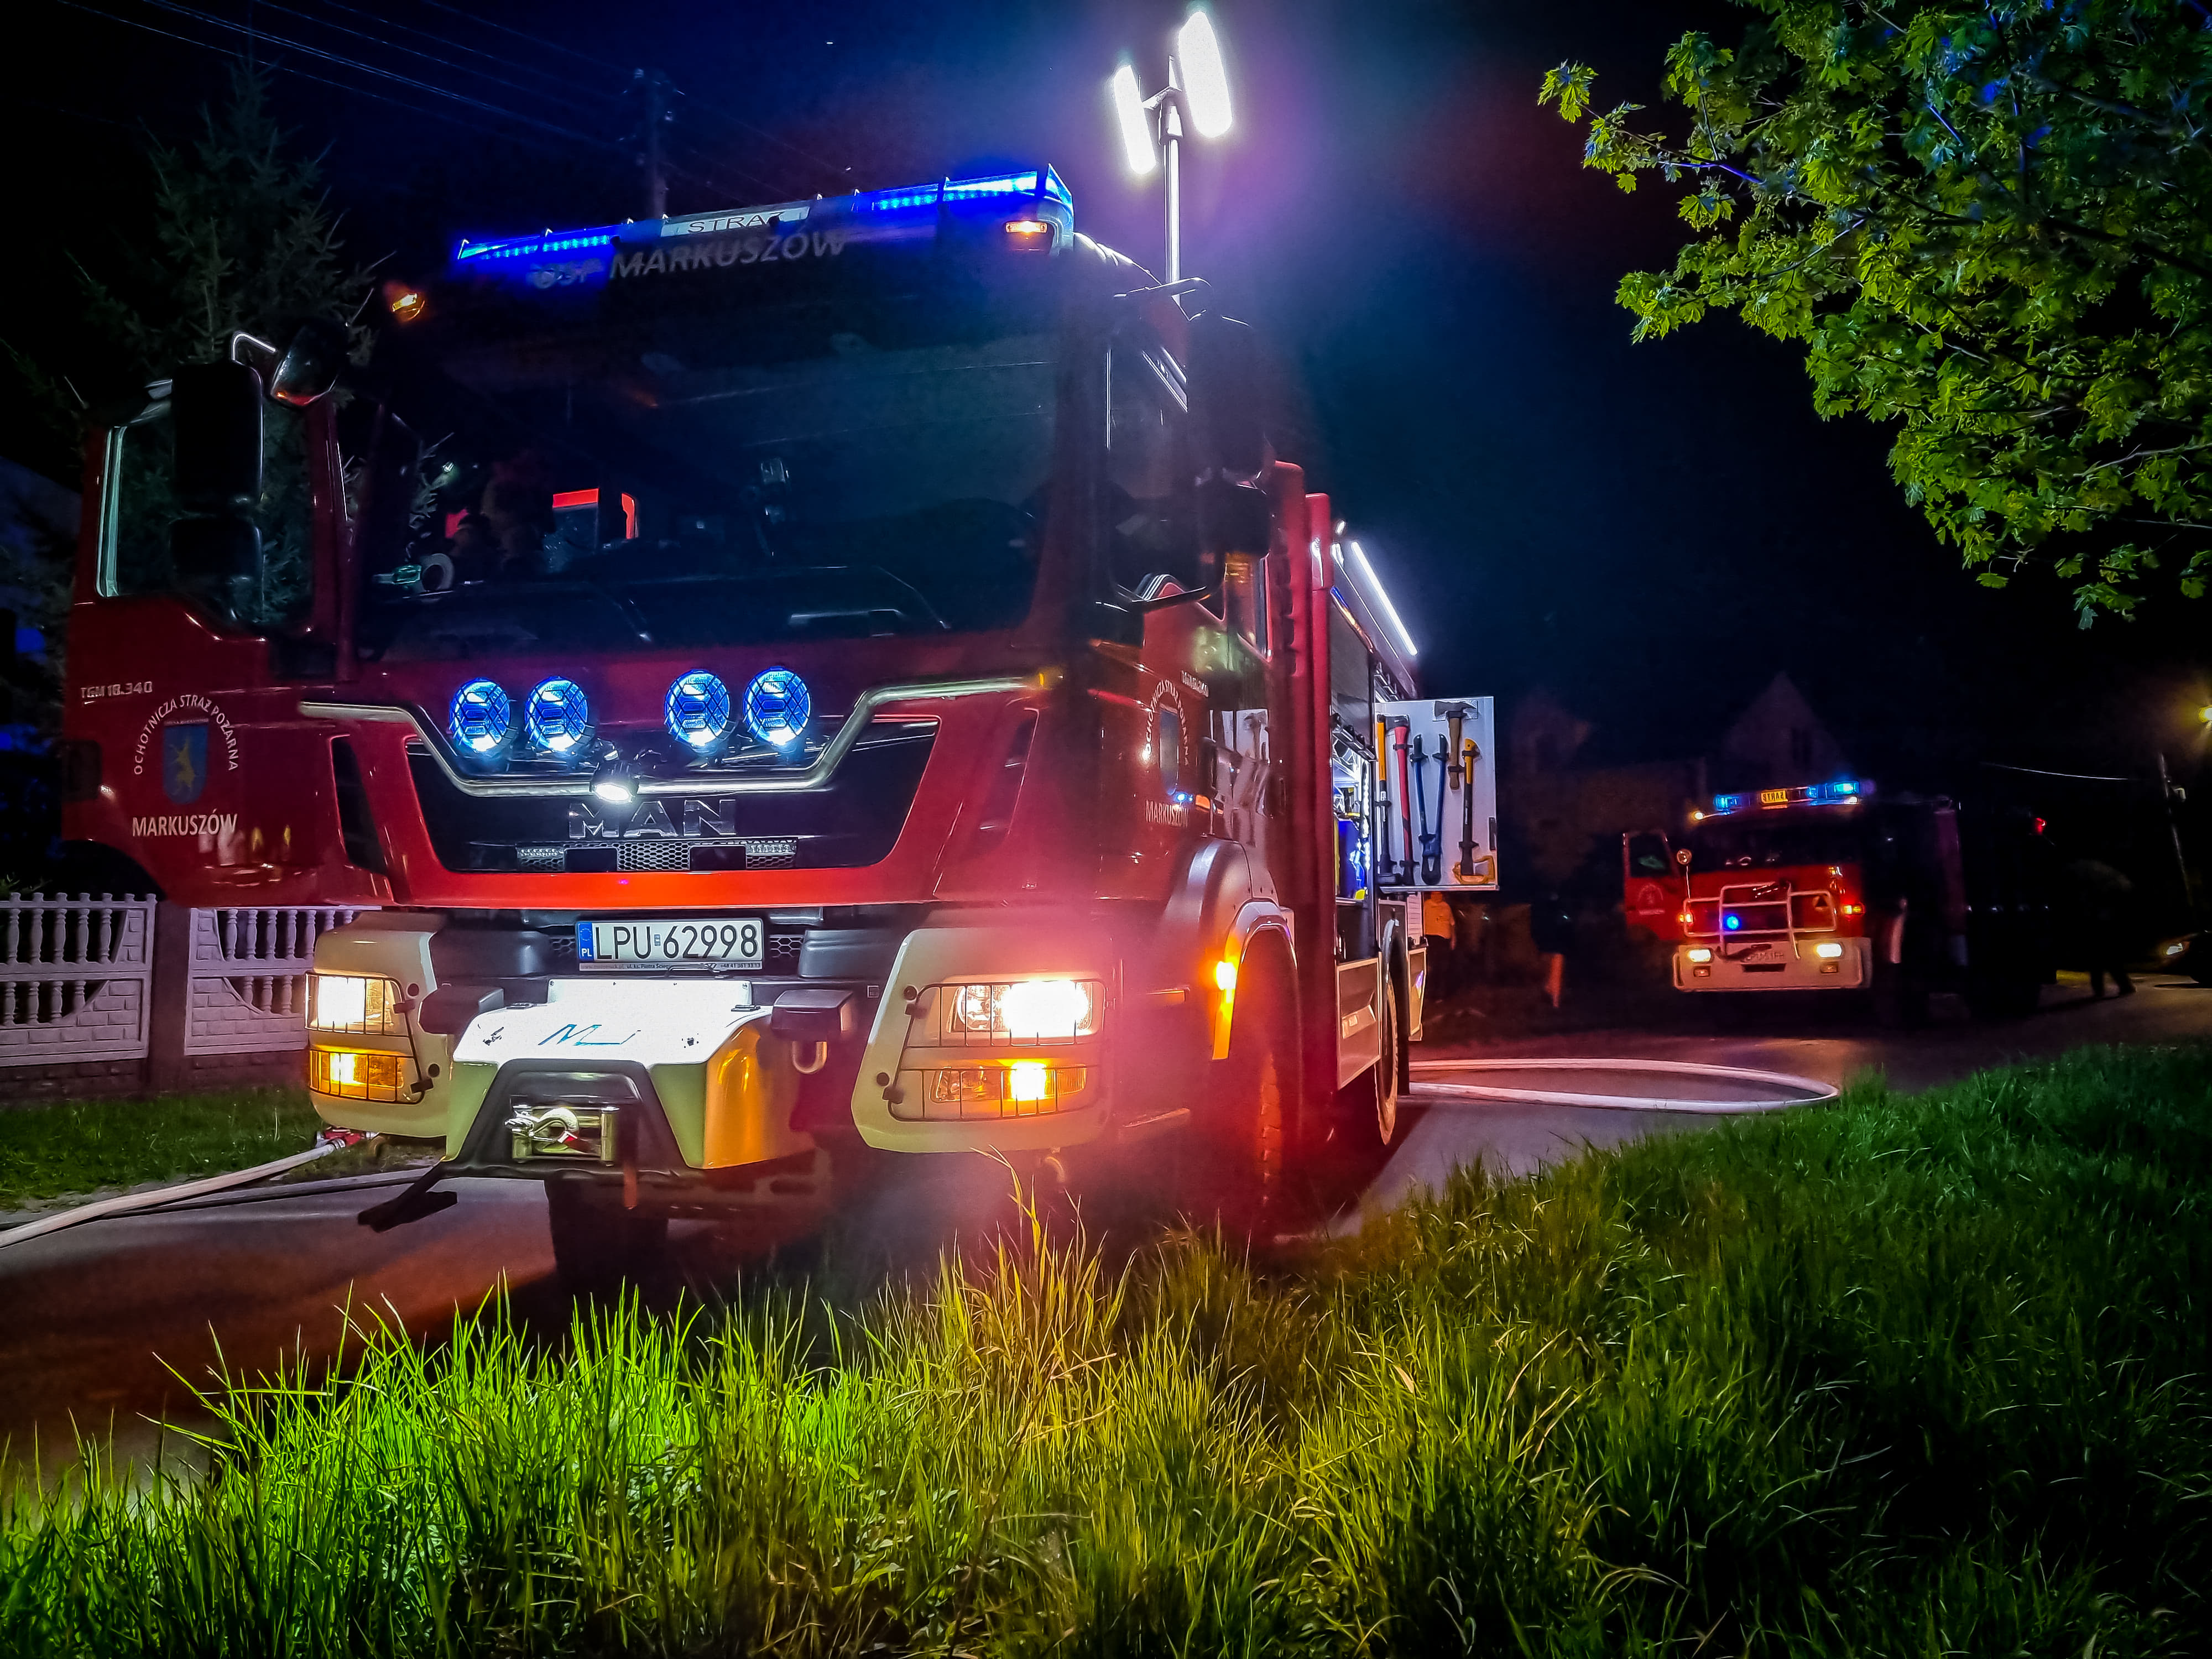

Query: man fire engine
59,166,1488,1279
1624,778,2052,1020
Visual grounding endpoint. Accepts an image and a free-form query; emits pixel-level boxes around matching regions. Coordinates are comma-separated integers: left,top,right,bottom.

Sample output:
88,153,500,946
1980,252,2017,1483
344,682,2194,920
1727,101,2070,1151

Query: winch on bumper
439,980,815,1191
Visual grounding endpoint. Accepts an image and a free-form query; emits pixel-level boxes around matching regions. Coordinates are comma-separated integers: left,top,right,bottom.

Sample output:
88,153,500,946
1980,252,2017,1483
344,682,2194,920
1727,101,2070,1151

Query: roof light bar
1707,779,1871,817
452,166,1074,268
1347,541,1417,659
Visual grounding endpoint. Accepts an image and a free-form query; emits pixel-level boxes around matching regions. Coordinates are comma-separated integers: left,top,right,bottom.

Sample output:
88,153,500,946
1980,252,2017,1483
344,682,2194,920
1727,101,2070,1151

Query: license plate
577,916,764,971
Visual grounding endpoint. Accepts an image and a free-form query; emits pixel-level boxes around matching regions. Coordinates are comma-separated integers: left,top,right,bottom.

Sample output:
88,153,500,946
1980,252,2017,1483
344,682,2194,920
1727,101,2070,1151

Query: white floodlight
1109,64,1157,175
1178,9,1232,138
1348,541,1418,659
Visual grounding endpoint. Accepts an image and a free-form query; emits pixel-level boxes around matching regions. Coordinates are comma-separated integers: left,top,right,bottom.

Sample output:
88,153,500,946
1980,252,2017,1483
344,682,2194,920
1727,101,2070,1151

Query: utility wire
123,0,614,147
404,0,856,188
46,0,585,155
242,0,614,118
300,0,625,105
410,0,606,70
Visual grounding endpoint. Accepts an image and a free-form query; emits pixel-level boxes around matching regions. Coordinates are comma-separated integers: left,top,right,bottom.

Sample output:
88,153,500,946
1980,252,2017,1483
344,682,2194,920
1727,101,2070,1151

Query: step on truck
59,165,1491,1275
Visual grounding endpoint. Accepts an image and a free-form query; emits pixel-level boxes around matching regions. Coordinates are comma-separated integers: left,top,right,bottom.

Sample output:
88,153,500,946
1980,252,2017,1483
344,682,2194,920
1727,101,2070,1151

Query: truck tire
545,1180,669,1296
1184,945,1295,1233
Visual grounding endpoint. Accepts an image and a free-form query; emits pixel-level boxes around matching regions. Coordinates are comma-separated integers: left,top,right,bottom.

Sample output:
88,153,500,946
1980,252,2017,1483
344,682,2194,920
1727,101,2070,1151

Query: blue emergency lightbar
1709,779,1871,817
451,166,1074,270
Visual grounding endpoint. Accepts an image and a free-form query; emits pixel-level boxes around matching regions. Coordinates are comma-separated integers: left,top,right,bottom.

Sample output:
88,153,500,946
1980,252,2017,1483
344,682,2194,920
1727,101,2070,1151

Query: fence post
147,899,194,1095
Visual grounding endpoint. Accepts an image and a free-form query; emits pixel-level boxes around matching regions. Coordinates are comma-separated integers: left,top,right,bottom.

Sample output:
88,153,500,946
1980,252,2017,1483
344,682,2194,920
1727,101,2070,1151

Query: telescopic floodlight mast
1106,7,1233,284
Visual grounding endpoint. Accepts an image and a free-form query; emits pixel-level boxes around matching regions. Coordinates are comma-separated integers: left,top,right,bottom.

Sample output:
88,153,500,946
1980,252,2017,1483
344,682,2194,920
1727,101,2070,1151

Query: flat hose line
1405,1057,1839,1115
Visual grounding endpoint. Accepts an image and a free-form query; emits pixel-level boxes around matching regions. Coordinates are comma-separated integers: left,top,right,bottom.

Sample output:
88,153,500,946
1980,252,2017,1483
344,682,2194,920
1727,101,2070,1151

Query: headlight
744,668,811,749
943,978,1104,1041
666,670,732,753
1686,947,1713,963
524,677,593,757
311,1047,410,1102
308,973,407,1035
449,679,512,758
1814,942,1844,959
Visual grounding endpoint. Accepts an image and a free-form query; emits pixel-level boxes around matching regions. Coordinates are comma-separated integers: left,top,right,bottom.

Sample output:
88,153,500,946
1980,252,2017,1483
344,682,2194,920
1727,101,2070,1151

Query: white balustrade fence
185,906,365,1057
0,899,373,1080
0,895,156,1067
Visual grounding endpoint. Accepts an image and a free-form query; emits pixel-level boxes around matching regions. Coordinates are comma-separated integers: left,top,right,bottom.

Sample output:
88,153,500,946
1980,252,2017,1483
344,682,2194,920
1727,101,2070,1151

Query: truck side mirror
1187,312,1266,480
171,360,264,509
1197,476,1272,557
269,319,348,407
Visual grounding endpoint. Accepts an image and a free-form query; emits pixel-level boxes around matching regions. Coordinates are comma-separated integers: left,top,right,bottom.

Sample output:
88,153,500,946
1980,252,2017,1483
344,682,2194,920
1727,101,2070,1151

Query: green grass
4,1046,2209,1655
0,1088,322,1210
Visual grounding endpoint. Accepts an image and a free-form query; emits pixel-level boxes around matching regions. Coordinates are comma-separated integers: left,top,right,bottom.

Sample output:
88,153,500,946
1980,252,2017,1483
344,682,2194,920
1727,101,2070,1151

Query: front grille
764,930,805,970
408,722,936,875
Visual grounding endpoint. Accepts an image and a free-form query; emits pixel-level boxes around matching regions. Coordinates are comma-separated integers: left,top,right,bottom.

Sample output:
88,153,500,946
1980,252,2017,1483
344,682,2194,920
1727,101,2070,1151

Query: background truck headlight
308,973,407,1035
1814,942,1845,959
1686,947,1713,963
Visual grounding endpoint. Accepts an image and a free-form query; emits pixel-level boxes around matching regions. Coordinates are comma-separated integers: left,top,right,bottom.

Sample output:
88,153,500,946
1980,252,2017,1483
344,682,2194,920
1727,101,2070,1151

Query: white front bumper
1675,936,1870,991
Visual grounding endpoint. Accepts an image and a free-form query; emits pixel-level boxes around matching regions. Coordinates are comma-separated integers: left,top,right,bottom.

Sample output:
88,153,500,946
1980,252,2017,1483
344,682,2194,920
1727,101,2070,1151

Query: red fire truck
59,166,1465,1273
1623,778,2052,1020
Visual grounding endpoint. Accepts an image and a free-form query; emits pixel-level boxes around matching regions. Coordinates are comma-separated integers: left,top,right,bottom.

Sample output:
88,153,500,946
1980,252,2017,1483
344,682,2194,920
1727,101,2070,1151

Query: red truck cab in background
1625,778,2054,1020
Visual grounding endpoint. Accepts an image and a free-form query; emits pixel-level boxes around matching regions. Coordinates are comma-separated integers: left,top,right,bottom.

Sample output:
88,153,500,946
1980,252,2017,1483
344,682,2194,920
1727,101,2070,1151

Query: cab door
62,373,377,904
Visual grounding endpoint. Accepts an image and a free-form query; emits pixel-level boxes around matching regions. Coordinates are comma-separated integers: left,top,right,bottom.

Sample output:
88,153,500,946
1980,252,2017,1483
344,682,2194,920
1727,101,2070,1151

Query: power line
409,0,606,71
300,0,624,106
403,0,856,189
45,0,586,158
123,0,614,147
243,0,617,118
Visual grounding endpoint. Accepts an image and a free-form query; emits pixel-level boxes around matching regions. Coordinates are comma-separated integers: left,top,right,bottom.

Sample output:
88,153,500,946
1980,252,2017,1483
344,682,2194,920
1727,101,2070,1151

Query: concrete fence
0,896,369,1101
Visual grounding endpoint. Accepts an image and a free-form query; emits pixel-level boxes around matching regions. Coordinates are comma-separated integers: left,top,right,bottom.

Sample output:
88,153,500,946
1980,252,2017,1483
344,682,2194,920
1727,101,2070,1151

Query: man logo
162,723,210,805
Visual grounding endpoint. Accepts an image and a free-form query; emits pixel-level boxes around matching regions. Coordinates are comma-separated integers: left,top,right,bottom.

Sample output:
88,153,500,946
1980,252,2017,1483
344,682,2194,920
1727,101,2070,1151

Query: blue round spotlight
744,668,811,750
448,679,512,759
665,670,733,753
524,677,593,757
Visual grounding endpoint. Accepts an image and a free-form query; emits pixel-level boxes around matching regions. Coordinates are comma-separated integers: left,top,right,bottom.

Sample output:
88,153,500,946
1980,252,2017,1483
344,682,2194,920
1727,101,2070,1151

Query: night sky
9,0,2208,787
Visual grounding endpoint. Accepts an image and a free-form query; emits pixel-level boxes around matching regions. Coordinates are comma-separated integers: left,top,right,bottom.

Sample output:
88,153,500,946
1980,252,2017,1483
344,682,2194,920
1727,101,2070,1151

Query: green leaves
1541,1,2212,620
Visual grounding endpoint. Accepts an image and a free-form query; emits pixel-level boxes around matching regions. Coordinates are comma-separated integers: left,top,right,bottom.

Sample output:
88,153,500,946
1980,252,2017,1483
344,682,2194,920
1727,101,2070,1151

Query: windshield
1687,814,1864,873
358,269,1064,660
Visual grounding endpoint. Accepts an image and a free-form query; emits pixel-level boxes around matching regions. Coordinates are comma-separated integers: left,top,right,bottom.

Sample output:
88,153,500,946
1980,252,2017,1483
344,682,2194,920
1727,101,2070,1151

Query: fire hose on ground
0,1129,379,1249
1407,1057,1839,1113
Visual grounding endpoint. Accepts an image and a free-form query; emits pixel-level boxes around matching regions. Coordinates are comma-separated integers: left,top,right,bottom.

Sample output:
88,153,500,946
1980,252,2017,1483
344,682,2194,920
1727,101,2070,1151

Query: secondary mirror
170,360,264,508
1187,312,1266,480
269,319,348,407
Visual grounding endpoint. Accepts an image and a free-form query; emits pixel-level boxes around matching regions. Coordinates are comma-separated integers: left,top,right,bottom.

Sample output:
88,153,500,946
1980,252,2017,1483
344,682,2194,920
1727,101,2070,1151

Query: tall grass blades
1,1045,2205,1656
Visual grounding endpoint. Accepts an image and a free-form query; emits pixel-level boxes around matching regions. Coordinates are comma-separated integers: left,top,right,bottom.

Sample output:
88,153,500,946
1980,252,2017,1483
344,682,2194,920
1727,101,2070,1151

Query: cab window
1105,332,1199,596
102,399,315,630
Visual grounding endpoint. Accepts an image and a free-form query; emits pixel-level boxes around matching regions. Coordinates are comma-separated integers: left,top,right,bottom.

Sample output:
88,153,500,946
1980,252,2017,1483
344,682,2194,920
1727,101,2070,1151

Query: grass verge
4,1045,2208,1655
0,1087,325,1212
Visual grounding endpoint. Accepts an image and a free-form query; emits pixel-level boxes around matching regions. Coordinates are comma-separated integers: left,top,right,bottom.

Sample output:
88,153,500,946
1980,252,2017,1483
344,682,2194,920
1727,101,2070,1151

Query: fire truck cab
60,165,1470,1271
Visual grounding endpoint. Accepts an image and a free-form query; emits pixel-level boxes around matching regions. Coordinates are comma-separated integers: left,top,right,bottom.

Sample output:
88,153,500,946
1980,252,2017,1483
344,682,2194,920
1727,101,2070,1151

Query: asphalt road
3,973,2206,1474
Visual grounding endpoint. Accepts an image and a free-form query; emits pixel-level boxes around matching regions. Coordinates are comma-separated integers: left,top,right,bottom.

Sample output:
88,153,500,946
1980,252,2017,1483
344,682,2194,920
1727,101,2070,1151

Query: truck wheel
1185,947,1294,1232
545,1181,669,1296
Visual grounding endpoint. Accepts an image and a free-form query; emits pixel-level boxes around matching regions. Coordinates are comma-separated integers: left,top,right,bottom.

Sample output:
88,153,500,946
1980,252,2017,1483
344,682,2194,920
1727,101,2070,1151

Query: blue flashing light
1724,914,1743,931
743,669,811,750
452,165,1074,268
1712,793,1746,816
666,671,733,752
524,678,593,757
449,679,512,758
